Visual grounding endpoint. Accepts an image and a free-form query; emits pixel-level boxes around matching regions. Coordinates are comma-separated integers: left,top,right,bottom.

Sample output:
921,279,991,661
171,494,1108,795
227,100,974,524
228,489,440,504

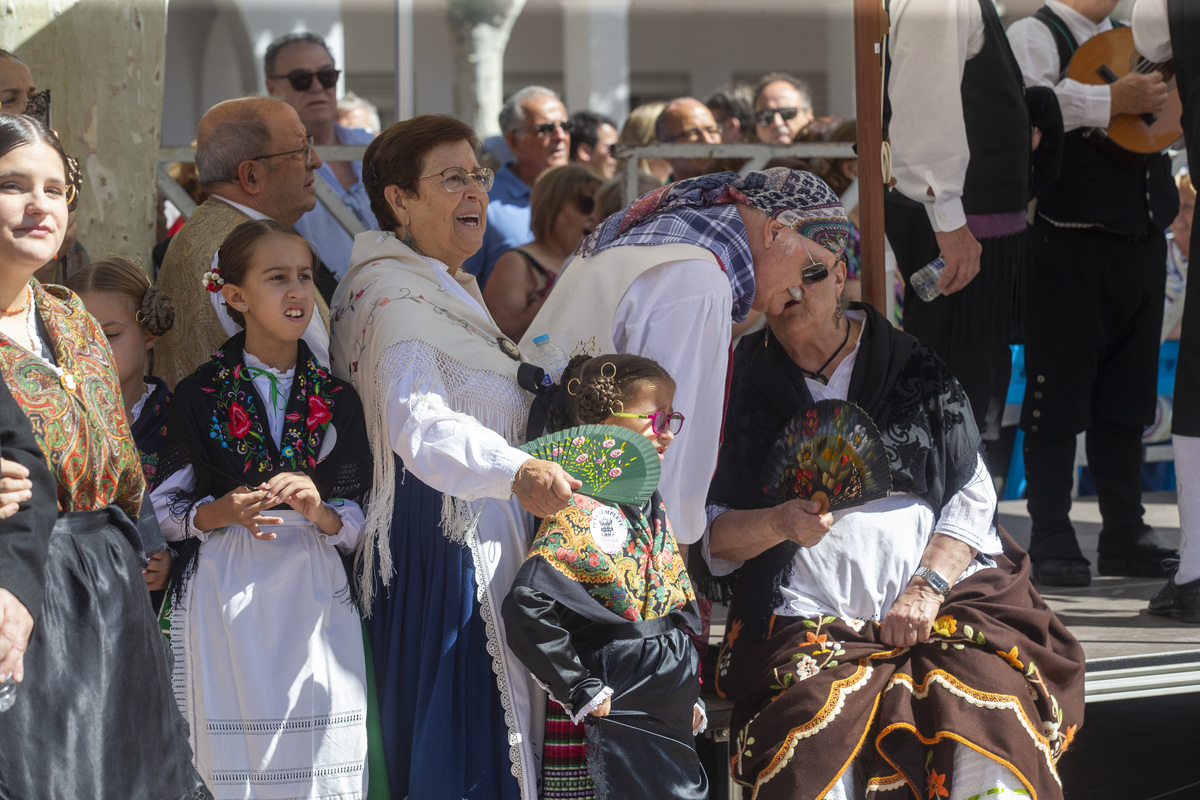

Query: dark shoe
1147,575,1200,623
1097,528,1178,577
1032,558,1092,587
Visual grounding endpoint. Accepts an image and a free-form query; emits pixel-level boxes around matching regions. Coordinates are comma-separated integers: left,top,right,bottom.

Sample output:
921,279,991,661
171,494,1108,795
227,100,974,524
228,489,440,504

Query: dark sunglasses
755,107,802,126
271,68,341,92
802,263,829,284
526,120,575,137
577,195,595,215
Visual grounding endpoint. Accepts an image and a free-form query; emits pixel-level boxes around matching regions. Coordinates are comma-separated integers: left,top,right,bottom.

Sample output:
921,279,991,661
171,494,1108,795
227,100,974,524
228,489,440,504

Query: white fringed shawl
329,231,530,609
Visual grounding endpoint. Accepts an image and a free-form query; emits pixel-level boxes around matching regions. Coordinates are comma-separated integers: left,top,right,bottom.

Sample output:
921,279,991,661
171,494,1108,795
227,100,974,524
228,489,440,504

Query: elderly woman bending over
703,203,1085,800
330,115,579,800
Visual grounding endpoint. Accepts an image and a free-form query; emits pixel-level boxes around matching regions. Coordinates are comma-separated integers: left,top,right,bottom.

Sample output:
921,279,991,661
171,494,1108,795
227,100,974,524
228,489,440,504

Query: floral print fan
520,424,661,506
761,399,891,512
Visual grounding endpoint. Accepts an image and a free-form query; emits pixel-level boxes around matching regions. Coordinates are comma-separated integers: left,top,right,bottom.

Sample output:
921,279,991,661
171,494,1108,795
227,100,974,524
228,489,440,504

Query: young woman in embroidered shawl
329,115,579,800
68,257,177,605
502,353,708,800
0,114,205,799
703,214,1086,799
152,219,374,799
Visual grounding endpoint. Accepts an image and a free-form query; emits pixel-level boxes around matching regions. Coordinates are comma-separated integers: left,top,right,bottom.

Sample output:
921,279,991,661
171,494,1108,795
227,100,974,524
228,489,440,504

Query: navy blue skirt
367,457,521,800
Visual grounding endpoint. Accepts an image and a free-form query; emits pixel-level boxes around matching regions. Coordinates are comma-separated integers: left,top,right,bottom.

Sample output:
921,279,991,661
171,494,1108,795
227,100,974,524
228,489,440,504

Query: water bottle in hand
909,257,947,302
0,677,16,712
530,335,570,387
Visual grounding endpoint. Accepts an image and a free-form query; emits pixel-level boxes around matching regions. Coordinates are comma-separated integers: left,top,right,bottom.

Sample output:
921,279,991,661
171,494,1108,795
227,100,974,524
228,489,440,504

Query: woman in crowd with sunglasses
702,202,1086,798
484,165,602,341
330,115,580,800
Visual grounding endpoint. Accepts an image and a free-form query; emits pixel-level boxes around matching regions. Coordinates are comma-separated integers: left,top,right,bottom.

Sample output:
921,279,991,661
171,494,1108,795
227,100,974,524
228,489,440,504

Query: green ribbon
244,365,287,412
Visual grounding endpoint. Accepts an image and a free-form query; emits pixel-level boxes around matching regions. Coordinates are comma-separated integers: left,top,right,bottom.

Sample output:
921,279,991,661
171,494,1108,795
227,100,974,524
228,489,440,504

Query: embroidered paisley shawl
0,281,144,518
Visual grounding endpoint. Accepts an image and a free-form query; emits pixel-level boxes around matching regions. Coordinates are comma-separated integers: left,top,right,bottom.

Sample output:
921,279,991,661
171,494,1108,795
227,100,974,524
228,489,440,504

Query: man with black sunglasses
752,73,814,145
461,86,571,287
265,32,376,283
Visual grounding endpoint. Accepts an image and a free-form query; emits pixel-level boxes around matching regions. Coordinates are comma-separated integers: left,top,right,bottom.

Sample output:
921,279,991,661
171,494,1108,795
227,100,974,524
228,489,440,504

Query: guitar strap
1033,6,1125,78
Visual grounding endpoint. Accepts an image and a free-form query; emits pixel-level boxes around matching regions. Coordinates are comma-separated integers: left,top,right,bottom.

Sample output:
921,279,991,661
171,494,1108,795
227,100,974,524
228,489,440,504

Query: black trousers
1021,220,1166,558
884,194,1022,440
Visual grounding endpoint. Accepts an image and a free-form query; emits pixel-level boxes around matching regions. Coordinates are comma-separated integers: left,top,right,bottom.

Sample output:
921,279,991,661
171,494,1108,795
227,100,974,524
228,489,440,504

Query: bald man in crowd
655,97,722,182
154,97,331,387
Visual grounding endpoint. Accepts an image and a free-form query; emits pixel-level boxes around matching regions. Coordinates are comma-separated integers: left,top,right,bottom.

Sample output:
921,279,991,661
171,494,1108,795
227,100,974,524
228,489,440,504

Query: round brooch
498,338,522,362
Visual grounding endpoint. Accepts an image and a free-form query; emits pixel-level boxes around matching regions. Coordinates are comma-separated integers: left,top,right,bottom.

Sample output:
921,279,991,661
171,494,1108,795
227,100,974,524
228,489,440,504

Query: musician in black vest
1133,0,1200,620
1008,0,1180,586
883,0,1032,441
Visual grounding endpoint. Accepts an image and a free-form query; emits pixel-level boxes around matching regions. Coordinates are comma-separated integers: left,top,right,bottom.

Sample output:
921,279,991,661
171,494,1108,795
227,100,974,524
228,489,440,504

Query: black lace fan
761,399,891,512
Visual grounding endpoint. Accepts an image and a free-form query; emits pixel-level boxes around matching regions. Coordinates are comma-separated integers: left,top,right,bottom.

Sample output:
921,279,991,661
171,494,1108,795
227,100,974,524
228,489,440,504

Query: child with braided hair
68,257,178,598
503,353,708,800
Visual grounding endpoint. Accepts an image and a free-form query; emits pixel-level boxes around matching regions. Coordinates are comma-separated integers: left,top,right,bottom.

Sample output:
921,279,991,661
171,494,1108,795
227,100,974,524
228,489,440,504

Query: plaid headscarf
577,168,850,322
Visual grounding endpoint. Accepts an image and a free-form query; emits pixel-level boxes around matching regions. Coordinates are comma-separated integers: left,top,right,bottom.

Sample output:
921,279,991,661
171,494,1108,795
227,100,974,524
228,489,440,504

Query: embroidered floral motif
926,766,949,799
932,615,957,637
528,493,693,622
204,338,341,475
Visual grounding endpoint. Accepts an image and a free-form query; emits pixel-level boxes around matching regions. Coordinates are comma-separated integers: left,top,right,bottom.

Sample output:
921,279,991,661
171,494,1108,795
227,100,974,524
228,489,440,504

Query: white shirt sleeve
613,259,732,545
933,451,1002,556
887,0,981,233
1132,0,1173,63
150,466,215,543
702,503,744,577
1007,16,1113,131
383,341,531,501
319,499,366,553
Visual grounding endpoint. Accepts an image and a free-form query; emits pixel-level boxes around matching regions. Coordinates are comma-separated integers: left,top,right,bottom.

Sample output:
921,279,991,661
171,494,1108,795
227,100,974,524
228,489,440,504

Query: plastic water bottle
530,334,570,387
0,677,15,712
909,257,947,302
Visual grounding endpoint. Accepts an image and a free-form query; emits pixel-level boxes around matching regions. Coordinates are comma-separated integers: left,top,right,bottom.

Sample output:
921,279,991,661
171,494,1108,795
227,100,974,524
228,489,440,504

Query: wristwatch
913,566,952,597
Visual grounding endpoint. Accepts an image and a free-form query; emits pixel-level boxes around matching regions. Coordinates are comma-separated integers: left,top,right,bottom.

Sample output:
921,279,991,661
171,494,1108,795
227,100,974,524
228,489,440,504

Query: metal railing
157,145,371,237
160,141,858,232
615,141,857,204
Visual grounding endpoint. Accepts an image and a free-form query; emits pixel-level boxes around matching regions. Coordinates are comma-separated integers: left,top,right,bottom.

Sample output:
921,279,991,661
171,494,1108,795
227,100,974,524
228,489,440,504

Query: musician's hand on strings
1110,71,1169,117
934,225,982,295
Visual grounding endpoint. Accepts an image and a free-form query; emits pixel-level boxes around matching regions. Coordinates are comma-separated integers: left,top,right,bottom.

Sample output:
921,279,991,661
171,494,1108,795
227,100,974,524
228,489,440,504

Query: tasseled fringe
354,374,396,615
352,353,530,614
441,494,482,545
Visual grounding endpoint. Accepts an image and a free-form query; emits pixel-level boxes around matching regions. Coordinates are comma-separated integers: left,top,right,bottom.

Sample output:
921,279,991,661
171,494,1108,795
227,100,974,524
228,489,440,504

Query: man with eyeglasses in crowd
654,97,723,181
265,33,377,286
569,110,620,180
461,86,571,287
752,73,814,144
154,97,332,388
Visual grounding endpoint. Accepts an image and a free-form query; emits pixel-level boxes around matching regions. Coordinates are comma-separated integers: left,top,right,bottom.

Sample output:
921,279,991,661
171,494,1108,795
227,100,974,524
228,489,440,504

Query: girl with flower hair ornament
502,353,708,800
150,219,378,799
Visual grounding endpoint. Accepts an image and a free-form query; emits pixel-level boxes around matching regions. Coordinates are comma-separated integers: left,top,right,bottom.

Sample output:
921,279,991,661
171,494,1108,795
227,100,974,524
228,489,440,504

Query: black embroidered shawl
157,333,372,604
704,302,984,641
131,376,172,489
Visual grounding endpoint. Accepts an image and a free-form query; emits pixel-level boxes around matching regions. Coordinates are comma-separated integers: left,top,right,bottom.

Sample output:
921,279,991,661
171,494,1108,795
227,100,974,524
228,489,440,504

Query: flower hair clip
202,266,225,293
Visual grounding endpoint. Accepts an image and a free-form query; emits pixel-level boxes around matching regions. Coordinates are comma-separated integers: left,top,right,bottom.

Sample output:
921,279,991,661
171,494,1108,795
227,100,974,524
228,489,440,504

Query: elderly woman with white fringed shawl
329,115,579,800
